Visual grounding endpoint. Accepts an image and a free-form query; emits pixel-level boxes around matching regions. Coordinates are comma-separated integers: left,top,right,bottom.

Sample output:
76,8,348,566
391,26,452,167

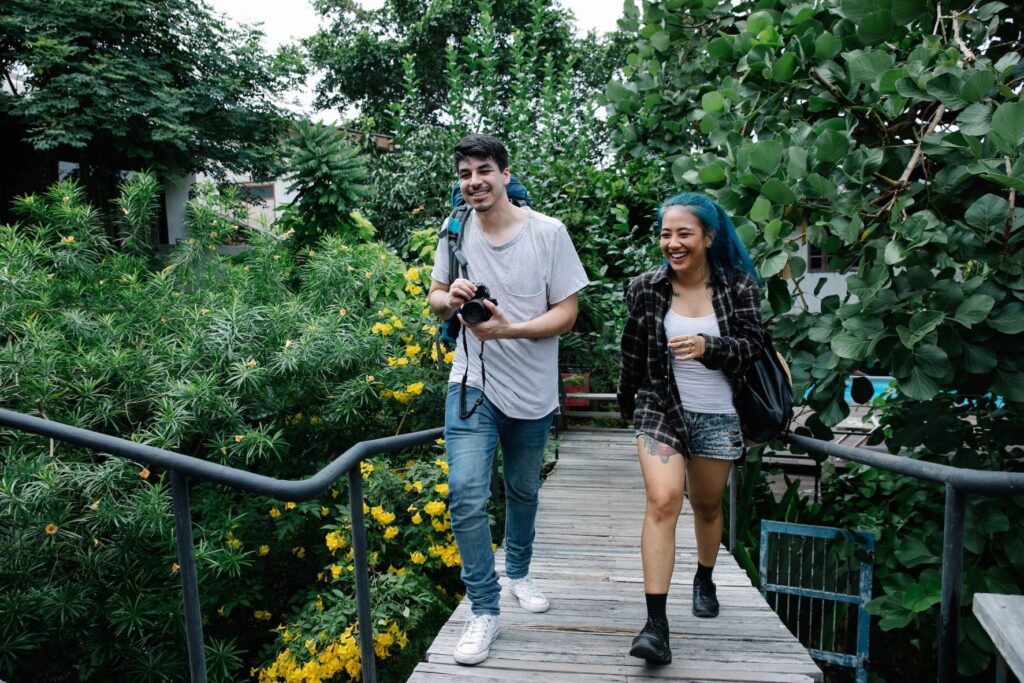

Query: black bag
736,331,793,446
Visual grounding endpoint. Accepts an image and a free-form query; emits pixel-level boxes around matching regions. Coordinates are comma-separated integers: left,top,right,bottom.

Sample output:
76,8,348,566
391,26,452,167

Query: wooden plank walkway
408,428,823,682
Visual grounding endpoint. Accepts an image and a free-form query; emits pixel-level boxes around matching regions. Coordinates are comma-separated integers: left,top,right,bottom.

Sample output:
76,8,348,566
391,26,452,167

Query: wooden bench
974,593,1024,682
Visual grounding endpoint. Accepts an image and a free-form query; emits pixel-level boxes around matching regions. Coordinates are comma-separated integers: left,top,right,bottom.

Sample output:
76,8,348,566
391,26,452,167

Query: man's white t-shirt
432,208,589,419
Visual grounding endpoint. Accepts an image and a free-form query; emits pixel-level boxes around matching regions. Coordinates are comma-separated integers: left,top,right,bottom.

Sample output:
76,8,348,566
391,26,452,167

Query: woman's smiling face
660,206,712,278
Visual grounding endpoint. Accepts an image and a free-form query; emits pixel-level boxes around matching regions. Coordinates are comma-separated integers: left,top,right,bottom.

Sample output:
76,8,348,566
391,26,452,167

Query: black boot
629,617,671,664
692,575,719,618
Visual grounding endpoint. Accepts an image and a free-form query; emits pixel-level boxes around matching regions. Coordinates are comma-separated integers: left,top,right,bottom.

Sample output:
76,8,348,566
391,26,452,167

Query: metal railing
777,432,1024,683
0,407,443,683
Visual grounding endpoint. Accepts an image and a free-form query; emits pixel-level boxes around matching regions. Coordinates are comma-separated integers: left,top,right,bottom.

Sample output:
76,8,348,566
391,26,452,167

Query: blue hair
657,193,761,285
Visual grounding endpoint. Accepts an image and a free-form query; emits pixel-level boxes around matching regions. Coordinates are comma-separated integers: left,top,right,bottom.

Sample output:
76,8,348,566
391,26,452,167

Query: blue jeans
444,383,554,615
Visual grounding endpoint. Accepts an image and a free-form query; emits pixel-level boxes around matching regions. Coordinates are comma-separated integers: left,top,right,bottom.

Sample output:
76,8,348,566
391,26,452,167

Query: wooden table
973,593,1024,683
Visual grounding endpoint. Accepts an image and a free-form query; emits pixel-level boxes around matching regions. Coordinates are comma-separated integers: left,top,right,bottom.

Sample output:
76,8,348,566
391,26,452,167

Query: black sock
695,563,714,582
645,593,667,621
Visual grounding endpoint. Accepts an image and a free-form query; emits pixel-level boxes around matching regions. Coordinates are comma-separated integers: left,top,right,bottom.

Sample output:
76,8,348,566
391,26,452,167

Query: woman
618,192,764,664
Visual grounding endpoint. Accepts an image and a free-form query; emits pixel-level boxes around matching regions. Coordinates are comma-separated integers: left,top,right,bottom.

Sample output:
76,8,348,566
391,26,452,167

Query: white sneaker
453,614,499,665
508,575,550,613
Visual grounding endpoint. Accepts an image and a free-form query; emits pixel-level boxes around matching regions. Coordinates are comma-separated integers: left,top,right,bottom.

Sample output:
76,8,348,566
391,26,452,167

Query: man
428,134,588,665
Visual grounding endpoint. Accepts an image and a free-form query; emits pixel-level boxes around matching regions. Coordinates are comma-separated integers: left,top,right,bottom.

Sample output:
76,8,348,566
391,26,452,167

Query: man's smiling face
457,156,510,213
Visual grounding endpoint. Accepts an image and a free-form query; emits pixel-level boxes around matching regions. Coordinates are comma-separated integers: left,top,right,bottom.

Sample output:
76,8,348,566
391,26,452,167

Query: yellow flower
325,531,346,552
315,595,324,611
284,339,292,349
321,506,329,517
60,235,77,245
367,375,375,382
405,344,421,358
434,457,449,474
284,502,296,510
393,391,413,404
292,546,306,559
45,523,58,535
360,461,374,479
405,283,423,296
424,500,446,516
338,308,347,316
227,537,242,549
444,350,455,364
405,267,420,280
235,434,245,443
365,271,373,278
432,518,447,532
433,483,449,496
362,502,369,514
269,508,281,519
199,308,210,315
384,526,398,540
246,358,258,367
390,316,404,330
258,545,270,556
254,609,272,621
407,381,424,395
371,506,396,526
410,551,426,564
330,564,342,579
411,512,422,525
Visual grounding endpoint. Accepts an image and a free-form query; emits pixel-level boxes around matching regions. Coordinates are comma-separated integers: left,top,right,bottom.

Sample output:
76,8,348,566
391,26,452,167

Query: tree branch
898,104,947,185
3,69,18,96
951,11,977,63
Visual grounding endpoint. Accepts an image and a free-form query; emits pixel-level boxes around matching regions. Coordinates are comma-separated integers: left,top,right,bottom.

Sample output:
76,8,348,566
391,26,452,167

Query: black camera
460,283,497,324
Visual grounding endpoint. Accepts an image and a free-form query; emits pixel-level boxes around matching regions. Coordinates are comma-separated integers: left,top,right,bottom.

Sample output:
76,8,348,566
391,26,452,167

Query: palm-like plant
280,121,372,248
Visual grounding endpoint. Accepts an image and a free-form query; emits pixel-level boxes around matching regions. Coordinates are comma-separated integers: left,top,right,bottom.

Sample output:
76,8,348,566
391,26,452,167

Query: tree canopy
0,0,295,185
304,0,626,129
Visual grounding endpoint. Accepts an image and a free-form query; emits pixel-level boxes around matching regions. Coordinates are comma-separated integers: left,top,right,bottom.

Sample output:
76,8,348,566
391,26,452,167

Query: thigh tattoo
640,434,679,464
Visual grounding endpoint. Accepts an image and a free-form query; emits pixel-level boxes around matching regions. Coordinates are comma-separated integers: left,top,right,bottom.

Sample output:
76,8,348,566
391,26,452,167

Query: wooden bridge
408,427,823,682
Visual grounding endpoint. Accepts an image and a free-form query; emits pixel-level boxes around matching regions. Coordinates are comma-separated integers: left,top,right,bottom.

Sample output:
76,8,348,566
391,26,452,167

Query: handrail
781,431,1024,683
0,407,443,683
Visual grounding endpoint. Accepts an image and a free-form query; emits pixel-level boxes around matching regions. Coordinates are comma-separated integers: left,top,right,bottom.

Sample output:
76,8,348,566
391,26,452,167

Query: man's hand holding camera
446,278,510,341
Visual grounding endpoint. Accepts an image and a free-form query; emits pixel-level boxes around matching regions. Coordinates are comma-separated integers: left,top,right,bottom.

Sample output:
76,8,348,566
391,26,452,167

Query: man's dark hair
453,134,510,173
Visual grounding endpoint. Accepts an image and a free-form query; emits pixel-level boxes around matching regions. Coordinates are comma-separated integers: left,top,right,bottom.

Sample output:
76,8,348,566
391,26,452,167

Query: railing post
348,468,377,683
170,470,208,683
728,464,737,553
938,483,966,683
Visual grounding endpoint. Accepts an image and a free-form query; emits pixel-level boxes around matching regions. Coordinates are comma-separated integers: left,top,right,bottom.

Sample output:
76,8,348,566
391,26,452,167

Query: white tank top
663,310,735,414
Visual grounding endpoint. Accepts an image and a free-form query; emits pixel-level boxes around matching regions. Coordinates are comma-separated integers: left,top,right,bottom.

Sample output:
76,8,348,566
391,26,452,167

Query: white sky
206,0,625,124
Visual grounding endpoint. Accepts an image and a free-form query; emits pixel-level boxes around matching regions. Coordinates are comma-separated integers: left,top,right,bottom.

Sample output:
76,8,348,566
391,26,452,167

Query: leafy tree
278,122,373,248
0,0,295,210
304,0,621,129
603,0,1024,677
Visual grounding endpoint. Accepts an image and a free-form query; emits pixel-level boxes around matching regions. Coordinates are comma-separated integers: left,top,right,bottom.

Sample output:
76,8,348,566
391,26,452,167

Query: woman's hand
668,334,705,361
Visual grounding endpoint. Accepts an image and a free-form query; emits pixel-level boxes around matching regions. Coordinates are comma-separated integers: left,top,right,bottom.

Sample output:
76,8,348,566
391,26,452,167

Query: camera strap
444,207,488,420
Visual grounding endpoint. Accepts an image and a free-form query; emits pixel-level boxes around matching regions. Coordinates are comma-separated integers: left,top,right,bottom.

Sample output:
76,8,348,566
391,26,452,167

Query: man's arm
428,278,475,321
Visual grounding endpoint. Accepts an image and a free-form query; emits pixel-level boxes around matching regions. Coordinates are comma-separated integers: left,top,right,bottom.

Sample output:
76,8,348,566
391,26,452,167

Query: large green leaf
815,128,849,165
749,196,772,222
831,333,872,360
925,73,967,110
814,33,842,60
768,278,793,315
760,179,798,205
902,581,942,612
840,0,886,22
961,70,996,103
702,91,725,113
990,302,1024,334
895,536,938,567
846,51,895,86
698,163,727,184
899,366,940,400
964,194,1009,231
990,100,1024,154
787,146,808,179
957,104,993,137
772,52,797,82
992,366,1024,402
954,294,995,327
759,250,789,278
858,10,895,45
750,140,784,173
892,0,930,25
913,344,950,378
960,342,998,374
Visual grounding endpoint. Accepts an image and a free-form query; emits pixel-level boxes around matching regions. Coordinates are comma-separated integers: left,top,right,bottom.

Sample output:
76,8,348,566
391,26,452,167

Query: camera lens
461,300,490,324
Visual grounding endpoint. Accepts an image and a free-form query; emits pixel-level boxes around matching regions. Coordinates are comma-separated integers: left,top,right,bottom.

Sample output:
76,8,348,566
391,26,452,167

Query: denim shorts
636,411,744,461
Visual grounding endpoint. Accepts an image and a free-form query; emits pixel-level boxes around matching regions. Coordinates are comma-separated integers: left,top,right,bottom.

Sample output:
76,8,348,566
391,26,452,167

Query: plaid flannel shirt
617,265,765,455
